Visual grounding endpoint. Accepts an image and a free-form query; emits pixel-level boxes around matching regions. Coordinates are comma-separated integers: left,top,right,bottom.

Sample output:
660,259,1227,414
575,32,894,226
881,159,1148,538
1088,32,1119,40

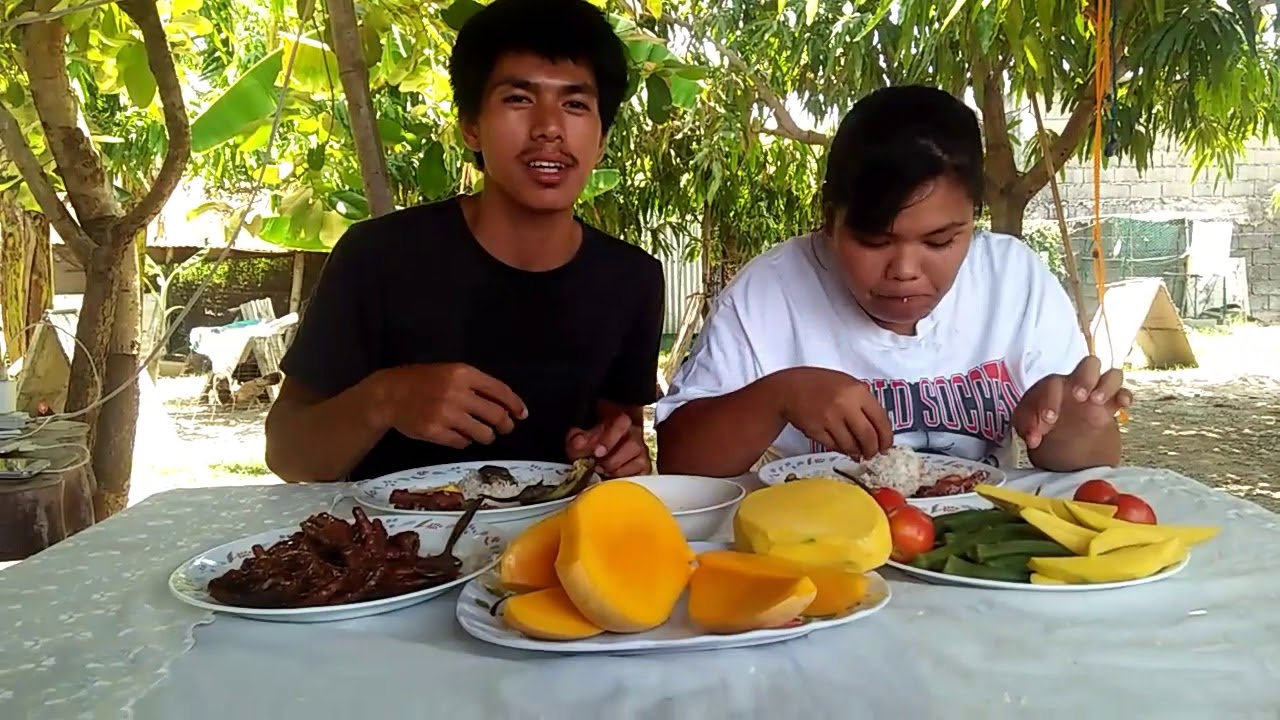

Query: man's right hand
775,367,893,460
374,363,528,449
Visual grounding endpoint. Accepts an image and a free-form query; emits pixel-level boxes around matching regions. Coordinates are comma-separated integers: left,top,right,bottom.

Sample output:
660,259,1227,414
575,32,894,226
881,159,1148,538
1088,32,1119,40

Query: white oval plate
455,541,891,655
756,451,1007,512
169,515,505,623
886,554,1189,592
351,460,601,524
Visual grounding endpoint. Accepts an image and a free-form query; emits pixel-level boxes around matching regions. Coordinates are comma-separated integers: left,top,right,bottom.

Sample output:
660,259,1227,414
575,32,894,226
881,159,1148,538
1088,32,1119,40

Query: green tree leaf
189,49,284,153
441,0,483,32
579,168,621,202
644,75,673,124
280,35,340,95
416,141,451,198
117,42,157,108
669,75,700,109
330,189,370,219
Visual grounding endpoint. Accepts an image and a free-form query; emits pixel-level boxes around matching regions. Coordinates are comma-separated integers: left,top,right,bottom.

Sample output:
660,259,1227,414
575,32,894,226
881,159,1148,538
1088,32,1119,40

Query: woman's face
828,175,976,335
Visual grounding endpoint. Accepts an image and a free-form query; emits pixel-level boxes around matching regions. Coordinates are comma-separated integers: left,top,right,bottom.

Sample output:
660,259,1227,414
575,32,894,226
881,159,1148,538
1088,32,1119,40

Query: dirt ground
131,323,1280,512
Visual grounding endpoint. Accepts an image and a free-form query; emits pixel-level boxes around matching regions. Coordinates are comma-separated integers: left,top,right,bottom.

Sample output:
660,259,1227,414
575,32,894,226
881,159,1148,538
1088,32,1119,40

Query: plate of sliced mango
886,484,1219,591
455,478,891,654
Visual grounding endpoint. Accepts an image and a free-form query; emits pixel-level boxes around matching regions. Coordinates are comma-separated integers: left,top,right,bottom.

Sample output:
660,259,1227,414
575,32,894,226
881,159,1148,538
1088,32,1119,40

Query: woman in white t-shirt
655,85,1133,476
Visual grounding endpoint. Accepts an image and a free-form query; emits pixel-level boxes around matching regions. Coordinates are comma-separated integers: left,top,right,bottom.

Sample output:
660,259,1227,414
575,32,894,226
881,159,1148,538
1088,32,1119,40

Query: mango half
732,477,891,572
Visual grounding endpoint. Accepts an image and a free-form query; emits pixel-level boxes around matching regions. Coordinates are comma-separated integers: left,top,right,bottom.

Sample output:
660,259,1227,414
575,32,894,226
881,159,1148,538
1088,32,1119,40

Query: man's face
461,52,605,213
829,175,975,334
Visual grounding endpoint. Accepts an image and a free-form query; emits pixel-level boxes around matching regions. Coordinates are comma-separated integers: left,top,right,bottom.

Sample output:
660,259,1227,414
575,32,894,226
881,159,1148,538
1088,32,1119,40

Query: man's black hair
822,85,984,236
448,0,630,145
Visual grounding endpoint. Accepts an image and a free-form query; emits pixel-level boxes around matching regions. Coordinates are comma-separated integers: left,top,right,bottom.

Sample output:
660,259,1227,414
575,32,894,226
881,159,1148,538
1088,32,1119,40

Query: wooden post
288,251,305,314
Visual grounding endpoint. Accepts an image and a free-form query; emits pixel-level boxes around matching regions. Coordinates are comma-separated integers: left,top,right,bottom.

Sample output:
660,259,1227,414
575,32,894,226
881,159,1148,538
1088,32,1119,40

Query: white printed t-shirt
654,230,1088,470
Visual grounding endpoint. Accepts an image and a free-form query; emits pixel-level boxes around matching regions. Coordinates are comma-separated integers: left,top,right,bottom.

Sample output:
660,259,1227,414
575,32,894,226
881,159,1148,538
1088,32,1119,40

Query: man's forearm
656,373,790,477
1026,420,1122,473
265,377,389,483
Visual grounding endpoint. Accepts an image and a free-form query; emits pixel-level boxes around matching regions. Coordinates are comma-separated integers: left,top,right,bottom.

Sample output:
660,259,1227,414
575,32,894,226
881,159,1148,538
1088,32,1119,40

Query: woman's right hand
774,367,894,459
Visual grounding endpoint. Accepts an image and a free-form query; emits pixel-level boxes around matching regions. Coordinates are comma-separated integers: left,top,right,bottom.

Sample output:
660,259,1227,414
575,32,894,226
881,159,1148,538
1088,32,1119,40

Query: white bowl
608,475,747,541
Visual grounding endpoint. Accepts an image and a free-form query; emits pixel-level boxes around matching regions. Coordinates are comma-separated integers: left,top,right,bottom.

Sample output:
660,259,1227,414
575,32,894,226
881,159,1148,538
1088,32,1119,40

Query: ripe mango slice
688,553,817,634
497,512,563,593
555,481,695,633
1065,502,1220,546
502,586,604,641
1029,537,1188,584
1019,507,1097,555
975,484,1118,520
1029,573,1067,585
696,549,869,617
733,478,891,572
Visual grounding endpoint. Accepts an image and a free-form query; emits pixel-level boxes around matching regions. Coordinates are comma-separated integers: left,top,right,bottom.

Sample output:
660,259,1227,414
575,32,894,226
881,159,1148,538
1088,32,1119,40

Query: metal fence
658,251,703,334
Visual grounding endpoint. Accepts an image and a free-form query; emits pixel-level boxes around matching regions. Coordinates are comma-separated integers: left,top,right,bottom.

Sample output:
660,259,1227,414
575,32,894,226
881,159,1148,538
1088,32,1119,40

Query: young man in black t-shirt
264,0,664,484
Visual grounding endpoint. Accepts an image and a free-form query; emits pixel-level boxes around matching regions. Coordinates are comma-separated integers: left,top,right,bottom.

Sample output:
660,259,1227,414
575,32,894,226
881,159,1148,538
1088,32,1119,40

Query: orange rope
1091,0,1128,423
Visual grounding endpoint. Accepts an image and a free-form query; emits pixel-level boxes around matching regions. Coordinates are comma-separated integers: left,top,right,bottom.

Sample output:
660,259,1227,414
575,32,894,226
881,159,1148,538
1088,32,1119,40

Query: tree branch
972,56,1018,197
112,0,191,245
664,16,830,146
1014,78,1099,200
326,0,395,216
20,1,120,233
0,0,119,30
0,102,95,260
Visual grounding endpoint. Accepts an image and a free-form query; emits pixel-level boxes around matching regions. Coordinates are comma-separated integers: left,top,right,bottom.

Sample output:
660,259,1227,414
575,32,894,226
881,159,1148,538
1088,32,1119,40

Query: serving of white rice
845,445,928,496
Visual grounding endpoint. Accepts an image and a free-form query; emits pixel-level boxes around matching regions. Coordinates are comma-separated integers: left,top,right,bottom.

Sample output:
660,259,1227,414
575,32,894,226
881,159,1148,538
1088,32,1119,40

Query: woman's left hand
1013,356,1133,450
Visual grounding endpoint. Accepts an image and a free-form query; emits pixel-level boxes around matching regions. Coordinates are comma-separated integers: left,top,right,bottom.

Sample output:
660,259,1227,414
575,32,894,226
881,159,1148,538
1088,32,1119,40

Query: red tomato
1112,494,1157,524
1073,479,1118,505
888,506,935,563
871,487,908,514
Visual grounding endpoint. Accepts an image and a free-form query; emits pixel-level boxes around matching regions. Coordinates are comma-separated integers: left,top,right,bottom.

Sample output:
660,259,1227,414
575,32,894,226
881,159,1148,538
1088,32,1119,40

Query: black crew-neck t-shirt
278,197,665,482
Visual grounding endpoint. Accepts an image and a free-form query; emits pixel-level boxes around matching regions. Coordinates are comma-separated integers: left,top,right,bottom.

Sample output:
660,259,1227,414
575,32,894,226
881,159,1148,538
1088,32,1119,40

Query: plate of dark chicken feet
168,507,504,622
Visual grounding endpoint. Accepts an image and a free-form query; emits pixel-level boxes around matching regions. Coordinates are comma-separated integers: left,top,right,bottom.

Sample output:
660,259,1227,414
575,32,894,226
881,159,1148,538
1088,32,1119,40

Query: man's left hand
565,412,652,478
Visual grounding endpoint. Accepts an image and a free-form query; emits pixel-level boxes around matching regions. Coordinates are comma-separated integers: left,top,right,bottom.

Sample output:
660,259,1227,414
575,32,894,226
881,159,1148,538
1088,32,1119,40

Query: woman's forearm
1026,419,1122,473
656,372,791,477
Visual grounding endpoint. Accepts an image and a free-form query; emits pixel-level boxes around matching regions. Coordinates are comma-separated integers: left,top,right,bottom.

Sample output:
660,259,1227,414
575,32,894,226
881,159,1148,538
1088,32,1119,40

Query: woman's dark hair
448,0,629,135
822,85,984,236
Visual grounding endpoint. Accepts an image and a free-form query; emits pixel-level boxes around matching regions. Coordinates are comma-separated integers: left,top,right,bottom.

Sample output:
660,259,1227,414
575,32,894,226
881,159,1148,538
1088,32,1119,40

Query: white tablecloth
3,468,1279,719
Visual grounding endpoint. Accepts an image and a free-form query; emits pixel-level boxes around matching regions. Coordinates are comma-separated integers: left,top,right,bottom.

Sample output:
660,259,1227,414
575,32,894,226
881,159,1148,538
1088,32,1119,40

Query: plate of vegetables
882,482,1219,591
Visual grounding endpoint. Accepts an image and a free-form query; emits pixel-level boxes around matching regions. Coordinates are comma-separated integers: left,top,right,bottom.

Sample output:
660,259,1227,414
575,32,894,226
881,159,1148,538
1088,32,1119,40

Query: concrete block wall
1024,140,1280,319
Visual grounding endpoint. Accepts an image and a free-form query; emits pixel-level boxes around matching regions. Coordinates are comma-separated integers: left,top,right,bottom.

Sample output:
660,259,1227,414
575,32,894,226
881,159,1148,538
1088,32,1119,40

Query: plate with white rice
756,447,1006,515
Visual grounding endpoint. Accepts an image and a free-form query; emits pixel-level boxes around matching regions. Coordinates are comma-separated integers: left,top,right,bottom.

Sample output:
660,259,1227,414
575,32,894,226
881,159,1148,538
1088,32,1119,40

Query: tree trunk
9,0,191,527
0,200,52,363
65,243,118,419
986,190,1027,238
88,239,141,519
326,0,395,216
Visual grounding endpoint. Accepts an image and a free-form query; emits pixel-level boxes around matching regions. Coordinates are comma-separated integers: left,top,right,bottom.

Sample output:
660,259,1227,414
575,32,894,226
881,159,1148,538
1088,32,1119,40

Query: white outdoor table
2,467,1277,720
